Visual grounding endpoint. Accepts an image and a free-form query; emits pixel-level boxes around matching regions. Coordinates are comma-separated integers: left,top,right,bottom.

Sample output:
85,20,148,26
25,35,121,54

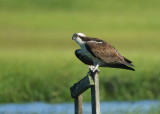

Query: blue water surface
0,100,160,114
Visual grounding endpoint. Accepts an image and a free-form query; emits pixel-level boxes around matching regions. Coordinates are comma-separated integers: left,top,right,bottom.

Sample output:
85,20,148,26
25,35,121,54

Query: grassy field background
0,0,160,103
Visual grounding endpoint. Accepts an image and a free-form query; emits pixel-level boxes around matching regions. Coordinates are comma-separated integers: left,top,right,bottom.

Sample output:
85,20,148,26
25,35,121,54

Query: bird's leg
92,64,100,72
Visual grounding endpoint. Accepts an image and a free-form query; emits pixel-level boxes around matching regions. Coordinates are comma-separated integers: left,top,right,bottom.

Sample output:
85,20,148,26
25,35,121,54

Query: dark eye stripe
80,36,104,43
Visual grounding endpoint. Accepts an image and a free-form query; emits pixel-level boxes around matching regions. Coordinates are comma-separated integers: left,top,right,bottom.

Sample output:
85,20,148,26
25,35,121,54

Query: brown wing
86,41,125,64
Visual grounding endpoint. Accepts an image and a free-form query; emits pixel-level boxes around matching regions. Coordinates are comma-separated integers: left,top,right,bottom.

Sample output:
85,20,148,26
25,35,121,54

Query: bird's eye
75,34,78,37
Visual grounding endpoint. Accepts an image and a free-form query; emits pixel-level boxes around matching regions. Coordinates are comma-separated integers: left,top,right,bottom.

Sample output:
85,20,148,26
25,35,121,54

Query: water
0,100,160,114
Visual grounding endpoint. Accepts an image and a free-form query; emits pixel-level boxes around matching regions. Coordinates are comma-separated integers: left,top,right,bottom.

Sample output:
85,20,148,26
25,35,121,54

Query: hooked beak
72,36,75,40
72,33,76,40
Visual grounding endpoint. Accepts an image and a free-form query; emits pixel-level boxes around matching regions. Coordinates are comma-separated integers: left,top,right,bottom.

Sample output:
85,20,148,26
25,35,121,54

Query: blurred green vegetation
0,0,160,103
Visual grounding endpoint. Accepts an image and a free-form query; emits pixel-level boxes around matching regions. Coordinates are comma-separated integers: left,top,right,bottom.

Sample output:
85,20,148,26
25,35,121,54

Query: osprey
72,33,135,72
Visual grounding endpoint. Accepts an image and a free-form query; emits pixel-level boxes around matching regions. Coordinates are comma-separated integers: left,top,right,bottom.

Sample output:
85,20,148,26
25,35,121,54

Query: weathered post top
70,70,95,98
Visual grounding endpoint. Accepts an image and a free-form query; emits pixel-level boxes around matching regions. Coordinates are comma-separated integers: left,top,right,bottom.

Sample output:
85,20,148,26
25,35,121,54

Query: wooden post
90,71,100,114
70,74,94,98
70,70,100,114
74,95,83,114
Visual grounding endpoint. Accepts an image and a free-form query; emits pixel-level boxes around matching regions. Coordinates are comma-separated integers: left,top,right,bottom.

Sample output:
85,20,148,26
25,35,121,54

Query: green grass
0,0,160,103
0,49,160,103
0,0,159,12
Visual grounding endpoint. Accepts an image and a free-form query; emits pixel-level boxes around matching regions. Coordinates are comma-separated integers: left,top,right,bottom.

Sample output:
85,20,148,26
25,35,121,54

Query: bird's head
72,33,86,45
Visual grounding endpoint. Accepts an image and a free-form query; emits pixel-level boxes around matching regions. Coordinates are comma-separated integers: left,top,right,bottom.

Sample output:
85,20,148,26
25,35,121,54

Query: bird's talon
92,68,100,73
88,66,95,71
